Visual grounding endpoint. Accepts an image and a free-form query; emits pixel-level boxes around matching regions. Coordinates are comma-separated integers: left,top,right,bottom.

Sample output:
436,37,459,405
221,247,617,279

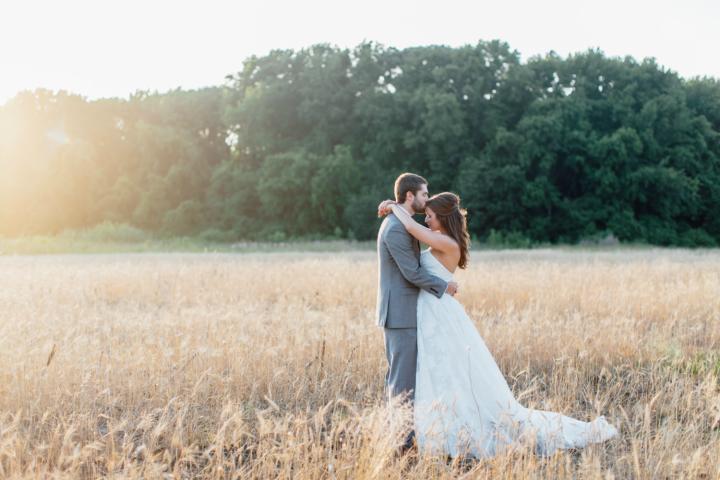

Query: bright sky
1,0,719,106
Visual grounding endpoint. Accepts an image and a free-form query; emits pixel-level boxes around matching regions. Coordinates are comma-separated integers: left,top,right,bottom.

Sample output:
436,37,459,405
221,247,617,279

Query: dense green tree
1,42,719,246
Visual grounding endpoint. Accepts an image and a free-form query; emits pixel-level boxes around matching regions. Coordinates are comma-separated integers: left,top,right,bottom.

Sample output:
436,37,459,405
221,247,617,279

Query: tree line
1,40,719,246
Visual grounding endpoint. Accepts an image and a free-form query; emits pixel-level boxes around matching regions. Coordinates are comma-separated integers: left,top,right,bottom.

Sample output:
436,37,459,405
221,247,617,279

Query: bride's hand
377,199,396,217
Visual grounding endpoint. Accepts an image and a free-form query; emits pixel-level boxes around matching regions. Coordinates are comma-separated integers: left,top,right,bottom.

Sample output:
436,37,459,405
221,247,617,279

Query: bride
378,192,618,458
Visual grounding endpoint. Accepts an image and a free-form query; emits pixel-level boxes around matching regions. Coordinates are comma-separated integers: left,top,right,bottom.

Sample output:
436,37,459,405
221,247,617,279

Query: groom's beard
411,198,425,214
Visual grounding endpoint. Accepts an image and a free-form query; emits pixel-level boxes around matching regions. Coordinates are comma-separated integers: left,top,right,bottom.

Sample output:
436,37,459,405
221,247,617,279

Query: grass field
1,247,719,478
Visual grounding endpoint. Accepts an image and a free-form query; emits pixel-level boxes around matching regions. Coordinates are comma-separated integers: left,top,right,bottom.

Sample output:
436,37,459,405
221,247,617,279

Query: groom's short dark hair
394,173,428,203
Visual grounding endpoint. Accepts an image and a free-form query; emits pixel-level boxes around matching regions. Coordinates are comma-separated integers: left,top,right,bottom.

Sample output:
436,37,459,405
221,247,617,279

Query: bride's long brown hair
425,192,470,269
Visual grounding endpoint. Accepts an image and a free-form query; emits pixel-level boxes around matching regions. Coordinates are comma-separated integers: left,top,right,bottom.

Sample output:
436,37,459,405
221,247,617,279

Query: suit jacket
376,213,448,328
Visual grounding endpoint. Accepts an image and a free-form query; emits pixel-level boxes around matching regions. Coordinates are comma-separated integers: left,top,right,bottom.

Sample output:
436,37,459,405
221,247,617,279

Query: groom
376,172,458,450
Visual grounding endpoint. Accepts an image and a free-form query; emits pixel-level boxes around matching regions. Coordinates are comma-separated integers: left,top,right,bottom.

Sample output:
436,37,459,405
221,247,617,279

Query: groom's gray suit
376,212,448,403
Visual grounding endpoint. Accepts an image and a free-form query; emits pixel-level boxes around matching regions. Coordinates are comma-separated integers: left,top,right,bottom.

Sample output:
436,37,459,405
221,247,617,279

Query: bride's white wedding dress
415,249,618,458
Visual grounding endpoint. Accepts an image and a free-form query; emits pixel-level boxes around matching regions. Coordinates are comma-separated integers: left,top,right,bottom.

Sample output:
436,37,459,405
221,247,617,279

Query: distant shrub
678,228,718,247
486,229,533,249
197,228,236,243
62,222,149,243
578,232,621,247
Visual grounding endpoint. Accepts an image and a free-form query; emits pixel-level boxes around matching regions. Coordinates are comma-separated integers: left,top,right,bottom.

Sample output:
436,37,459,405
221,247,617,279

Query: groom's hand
446,281,458,296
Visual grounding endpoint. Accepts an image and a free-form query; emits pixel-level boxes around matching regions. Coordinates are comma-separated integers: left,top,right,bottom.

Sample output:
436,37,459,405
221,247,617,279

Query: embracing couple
375,172,618,459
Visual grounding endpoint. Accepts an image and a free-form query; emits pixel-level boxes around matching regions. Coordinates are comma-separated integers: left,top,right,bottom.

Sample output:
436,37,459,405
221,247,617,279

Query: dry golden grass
1,248,719,478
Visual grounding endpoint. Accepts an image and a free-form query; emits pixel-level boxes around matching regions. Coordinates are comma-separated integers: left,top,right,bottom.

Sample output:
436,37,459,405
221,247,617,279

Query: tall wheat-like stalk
0,249,718,478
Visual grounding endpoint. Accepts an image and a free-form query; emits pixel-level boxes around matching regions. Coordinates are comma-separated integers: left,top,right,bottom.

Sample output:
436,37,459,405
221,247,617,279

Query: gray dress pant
383,328,417,402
